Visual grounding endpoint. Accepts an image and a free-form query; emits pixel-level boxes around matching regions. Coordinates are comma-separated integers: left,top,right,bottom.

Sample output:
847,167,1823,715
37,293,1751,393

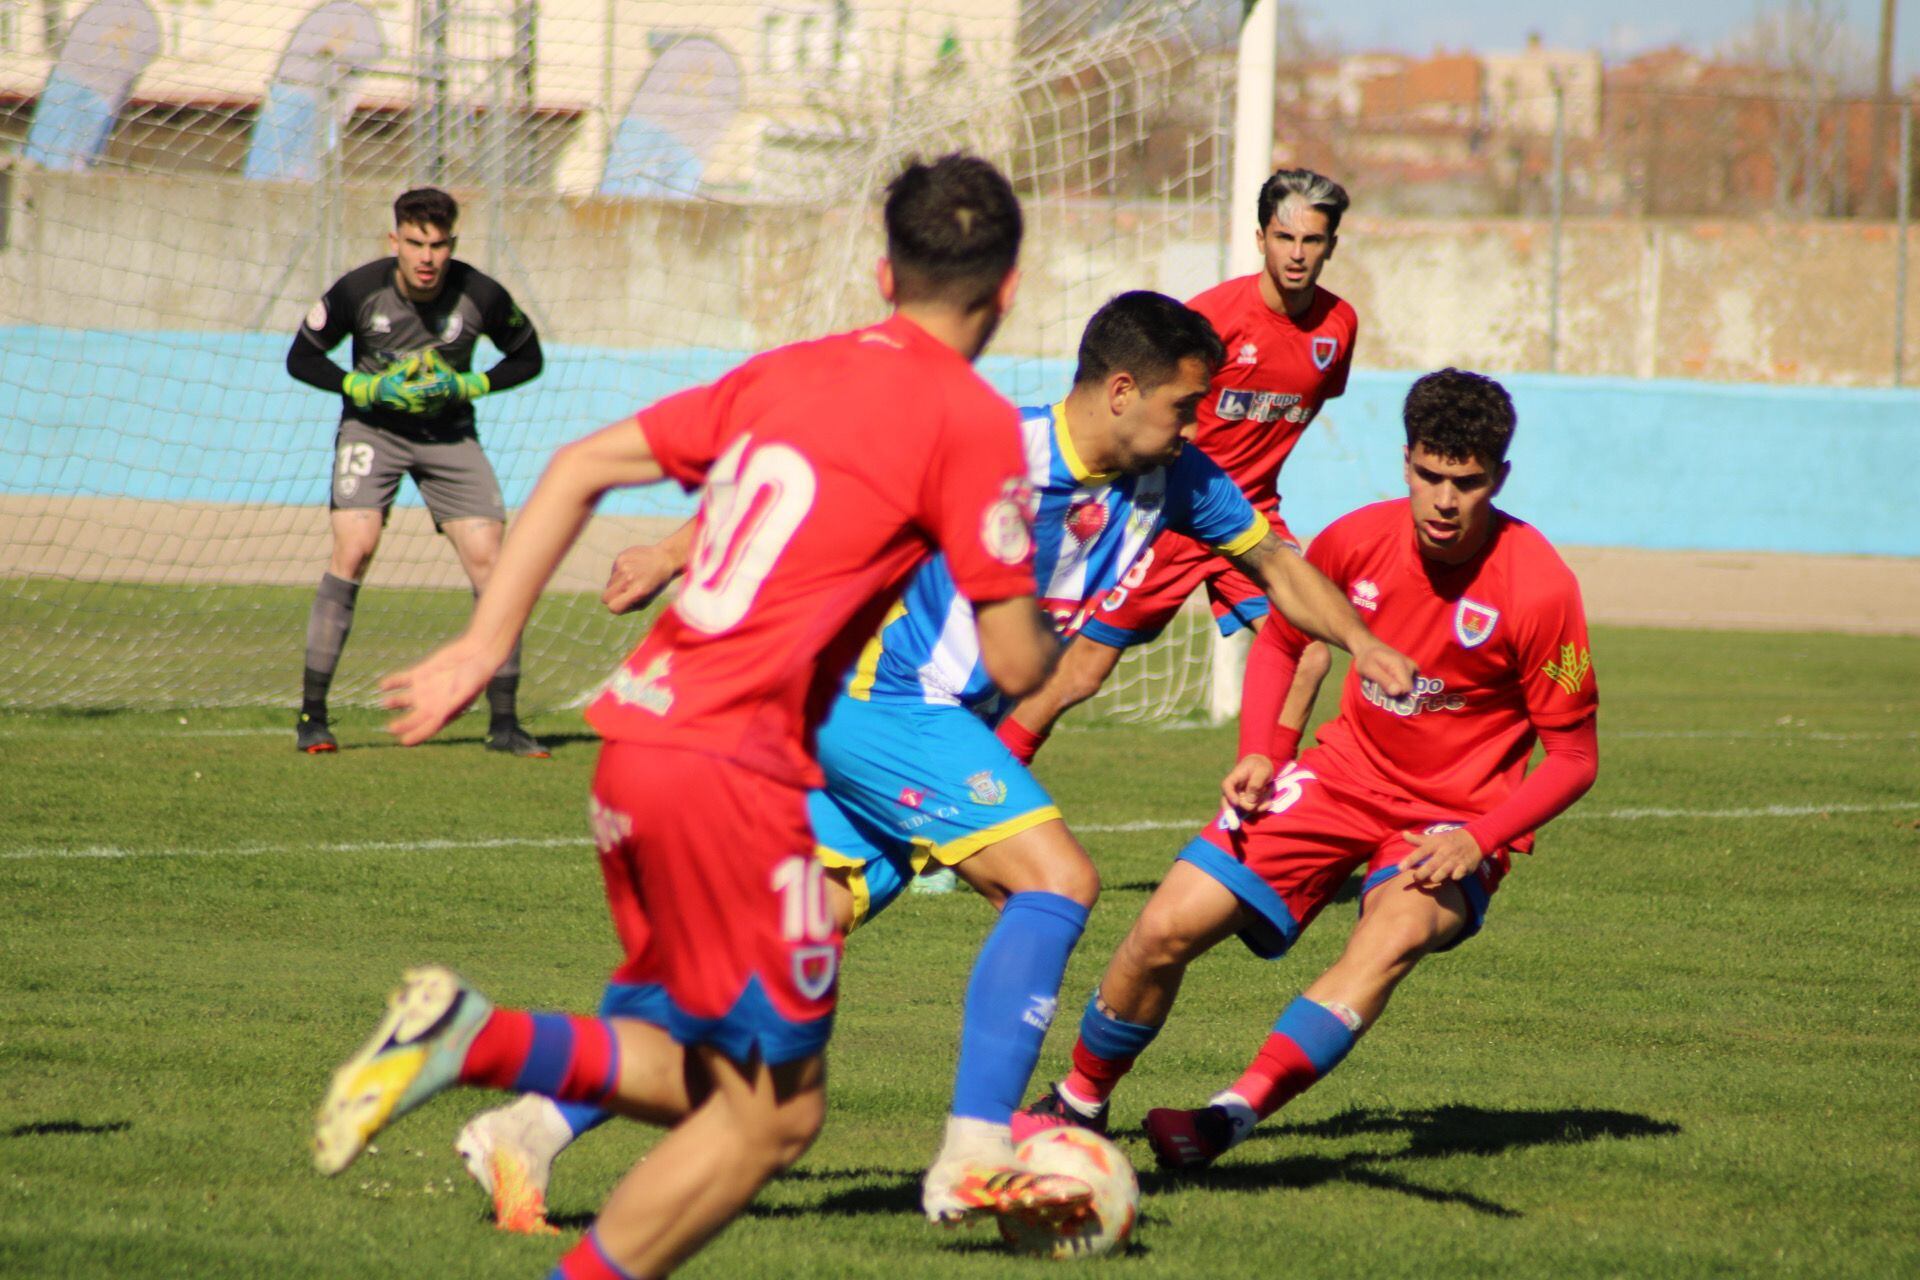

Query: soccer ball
998,1127,1140,1260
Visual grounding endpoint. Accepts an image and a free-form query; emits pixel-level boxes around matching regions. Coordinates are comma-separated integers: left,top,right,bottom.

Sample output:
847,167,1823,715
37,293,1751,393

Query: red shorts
591,742,841,1065
1080,508,1300,646
1179,753,1511,959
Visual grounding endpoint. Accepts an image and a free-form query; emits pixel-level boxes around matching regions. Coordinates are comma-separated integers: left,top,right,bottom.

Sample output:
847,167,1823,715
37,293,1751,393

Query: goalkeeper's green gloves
415,350,489,403
342,356,446,415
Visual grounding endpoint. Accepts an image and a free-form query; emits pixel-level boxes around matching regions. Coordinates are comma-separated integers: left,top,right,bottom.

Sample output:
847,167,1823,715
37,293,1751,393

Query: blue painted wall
7,328,1915,555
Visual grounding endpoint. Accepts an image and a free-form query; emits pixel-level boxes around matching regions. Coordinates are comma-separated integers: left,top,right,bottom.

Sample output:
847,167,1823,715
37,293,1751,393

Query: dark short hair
883,154,1022,309
1257,168,1349,236
1403,368,1517,466
394,188,458,232
1073,291,1225,390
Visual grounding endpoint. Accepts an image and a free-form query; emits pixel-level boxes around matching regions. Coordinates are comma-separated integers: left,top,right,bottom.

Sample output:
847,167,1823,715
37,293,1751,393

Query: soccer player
310,155,1071,1278
992,167,1358,769
451,291,1417,1234
285,187,548,756
1017,368,1601,1169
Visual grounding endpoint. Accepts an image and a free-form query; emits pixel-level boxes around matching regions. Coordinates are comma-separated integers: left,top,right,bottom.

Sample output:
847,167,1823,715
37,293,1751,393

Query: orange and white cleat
455,1097,573,1236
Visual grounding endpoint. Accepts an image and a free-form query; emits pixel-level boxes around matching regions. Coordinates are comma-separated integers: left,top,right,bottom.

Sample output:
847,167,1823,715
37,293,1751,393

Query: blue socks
950,891,1090,1125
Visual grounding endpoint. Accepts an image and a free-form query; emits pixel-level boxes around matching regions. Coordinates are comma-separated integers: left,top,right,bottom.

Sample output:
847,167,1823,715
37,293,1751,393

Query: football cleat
909,866,959,895
1012,1083,1109,1144
455,1097,572,1236
296,713,338,754
1143,1104,1238,1171
923,1163,1096,1230
485,724,550,759
313,965,492,1176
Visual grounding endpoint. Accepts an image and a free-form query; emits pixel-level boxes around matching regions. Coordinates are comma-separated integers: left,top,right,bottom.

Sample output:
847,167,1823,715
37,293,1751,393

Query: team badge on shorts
792,945,838,1000
966,770,1008,806
1312,336,1339,370
336,476,359,499
1454,598,1499,648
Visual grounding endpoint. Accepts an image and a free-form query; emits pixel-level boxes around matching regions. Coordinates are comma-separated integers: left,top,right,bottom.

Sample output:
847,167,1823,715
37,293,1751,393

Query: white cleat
921,1116,1093,1229
455,1096,573,1235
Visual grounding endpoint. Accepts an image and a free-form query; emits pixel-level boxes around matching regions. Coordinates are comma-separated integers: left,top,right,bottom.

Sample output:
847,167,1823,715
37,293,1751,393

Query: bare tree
1725,0,1875,216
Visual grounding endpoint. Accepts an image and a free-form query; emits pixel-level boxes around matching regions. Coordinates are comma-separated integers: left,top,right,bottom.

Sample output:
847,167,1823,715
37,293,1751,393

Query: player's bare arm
384,416,664,742
973,596,1061,699
1227,531,1416,695
603,519,695,615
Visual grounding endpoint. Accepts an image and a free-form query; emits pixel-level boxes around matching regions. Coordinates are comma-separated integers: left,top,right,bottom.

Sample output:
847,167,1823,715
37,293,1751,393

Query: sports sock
1226,996,1361,1119
551,1228,641,1280
1063,992,1161,1105
995,717,1048,766
950,891,1089,1125
554,1099,612,1140
486,636,524,730
460,1009,621,1105
301,573,359,717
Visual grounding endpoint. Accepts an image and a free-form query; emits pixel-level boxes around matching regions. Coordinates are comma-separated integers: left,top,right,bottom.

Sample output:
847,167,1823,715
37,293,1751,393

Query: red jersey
1186,276,1356,511
1263,499,1597,817
585,314,1035,789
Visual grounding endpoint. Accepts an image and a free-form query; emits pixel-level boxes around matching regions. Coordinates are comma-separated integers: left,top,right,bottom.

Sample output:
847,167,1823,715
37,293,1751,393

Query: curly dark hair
883,153,1023,310
1403,368,1516,465
1073,291,1225,390
393,188,458,232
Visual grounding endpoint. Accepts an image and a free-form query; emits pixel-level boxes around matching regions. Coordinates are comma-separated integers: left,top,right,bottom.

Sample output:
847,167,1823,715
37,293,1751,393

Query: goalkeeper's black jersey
294,258,537,439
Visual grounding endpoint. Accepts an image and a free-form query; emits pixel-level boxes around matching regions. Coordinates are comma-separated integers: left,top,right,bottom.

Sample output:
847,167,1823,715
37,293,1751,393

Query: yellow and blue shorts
809,695,1060,930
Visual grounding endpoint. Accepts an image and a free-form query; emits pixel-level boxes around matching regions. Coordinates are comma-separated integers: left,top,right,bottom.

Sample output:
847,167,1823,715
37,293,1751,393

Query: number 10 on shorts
773,856,838,1001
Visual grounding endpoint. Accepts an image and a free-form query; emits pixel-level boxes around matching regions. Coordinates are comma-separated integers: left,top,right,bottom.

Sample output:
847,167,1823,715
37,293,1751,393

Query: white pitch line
7,801,1917,862
1,836,585,862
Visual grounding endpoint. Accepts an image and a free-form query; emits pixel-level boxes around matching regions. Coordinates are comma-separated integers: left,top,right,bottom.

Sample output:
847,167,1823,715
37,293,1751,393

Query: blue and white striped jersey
846,401,1267,711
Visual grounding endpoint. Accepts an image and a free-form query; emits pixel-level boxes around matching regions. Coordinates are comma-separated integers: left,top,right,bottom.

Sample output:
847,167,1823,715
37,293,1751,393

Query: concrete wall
5,170,1920,385
6,327,1916,556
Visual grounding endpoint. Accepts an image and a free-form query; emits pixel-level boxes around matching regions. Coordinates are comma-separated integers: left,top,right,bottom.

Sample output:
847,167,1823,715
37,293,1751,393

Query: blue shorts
810,694,1060,928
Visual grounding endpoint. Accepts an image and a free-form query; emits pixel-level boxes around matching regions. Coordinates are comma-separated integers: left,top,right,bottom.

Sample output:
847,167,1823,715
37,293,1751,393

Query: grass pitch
2,625,1916,1277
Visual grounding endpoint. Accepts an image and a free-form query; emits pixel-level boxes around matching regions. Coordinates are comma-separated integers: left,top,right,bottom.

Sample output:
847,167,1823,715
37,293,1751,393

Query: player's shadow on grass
1142,1104,1680,1218
6,1119,131,1138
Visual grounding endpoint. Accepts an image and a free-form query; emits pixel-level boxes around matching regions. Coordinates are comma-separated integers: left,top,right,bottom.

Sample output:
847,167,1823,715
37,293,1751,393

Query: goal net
0,0,1237,721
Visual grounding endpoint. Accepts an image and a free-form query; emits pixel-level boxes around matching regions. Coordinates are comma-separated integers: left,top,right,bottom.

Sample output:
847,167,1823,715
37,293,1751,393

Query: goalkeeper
285,187,546,756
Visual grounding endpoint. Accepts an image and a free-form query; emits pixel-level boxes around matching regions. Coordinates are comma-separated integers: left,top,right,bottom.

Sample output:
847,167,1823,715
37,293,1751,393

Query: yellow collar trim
1052,400,1117,484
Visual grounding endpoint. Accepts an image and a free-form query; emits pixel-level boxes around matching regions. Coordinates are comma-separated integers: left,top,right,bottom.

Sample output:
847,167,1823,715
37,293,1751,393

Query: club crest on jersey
1350,578,1380,612
370,313,391,335
1236,342,1259,366
792,945,838,1001
966,770,1008,806
1454,598,1499,648
981,478,1035,567
1064,496,1108,546
441,313,463,342
1312,336,1339,370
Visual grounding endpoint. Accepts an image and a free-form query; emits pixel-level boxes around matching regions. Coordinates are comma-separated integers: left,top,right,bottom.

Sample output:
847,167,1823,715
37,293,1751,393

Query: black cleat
297,713,338,754
1012,1083,1110,1143
485,724,551,759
